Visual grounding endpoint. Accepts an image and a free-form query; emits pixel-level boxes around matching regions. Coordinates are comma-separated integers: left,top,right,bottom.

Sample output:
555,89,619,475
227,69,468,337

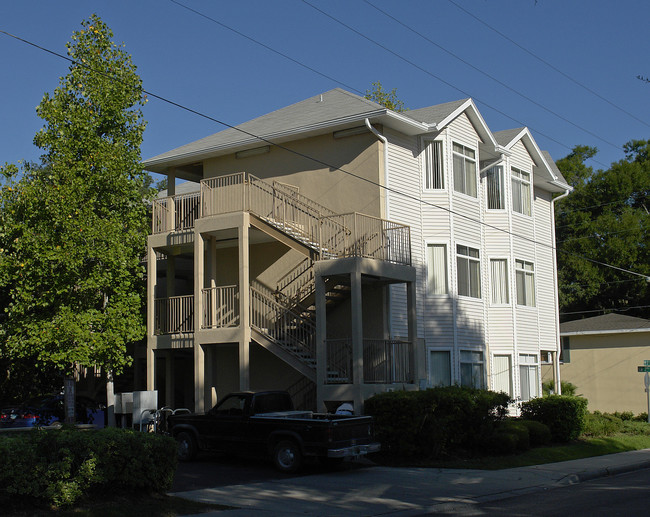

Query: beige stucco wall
551,332,650,414
203,131,383,217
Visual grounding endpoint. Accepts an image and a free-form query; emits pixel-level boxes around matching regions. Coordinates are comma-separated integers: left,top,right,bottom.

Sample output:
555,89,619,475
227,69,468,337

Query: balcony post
351,270,363,412
238,214,251,391
315,272,327,411
194,232,205,413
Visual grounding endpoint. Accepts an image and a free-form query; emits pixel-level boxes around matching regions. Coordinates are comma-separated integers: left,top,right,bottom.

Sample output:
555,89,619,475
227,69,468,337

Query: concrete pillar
204,345,216,410
351,271,363,413
194,344,205,413
238,216,251,391
166,255,176,298
146,243,157,391
165,351,173,407
194,233,205,412
315,272,328,411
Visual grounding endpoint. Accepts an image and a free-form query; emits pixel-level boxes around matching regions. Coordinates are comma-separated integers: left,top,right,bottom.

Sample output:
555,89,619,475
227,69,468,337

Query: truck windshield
213,395,247,415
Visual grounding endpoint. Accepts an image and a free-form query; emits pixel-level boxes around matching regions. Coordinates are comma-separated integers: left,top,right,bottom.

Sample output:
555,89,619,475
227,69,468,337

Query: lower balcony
326,338,414,384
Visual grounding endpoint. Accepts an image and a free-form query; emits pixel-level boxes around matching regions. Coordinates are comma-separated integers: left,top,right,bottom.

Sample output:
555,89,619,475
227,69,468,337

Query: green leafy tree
365,81,406,112
0,16,152,406
555,143,650,320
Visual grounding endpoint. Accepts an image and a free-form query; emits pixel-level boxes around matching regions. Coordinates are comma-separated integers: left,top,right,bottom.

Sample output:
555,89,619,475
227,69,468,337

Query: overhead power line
446,0,650,131
362,0,621,151
1,27,647,284
300,0,610,168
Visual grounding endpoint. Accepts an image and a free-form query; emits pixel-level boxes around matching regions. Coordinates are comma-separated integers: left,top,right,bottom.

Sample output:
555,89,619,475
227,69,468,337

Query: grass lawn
6,492,233,517
376,433,650,470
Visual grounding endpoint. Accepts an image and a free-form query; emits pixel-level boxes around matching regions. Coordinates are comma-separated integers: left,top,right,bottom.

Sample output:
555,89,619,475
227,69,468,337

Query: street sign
638,366,650,372
645,360,650,366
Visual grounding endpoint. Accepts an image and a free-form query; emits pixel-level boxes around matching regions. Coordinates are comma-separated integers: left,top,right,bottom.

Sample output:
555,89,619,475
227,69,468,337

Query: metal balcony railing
201,285,239,329
154,295,194,334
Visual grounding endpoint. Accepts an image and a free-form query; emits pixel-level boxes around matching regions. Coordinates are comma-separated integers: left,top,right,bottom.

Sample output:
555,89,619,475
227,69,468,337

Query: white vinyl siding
512,167,531,216
426,243,448,295
452,142,477,197
490,258,509,305
460,350,485,389
456,244,481,298
519,353,539,401
429,350,452,386
492,354,513,396
486,165,505,210
516,259,536,306
424,140,444,190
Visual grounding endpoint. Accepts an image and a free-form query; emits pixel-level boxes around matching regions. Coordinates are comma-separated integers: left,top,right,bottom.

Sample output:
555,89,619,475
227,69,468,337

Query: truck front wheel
176,431,197,461
273,440,302,473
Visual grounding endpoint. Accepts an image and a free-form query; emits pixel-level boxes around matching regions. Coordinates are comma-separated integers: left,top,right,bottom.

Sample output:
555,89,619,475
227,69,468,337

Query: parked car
166,390,380,472
0,394,105,428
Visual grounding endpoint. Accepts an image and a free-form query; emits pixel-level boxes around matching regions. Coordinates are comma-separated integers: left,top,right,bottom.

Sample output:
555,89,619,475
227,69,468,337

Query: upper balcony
151,172,411,266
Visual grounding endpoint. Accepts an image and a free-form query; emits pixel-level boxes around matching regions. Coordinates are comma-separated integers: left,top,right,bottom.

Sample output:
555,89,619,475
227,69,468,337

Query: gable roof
561,313,650,335
493,127,571,193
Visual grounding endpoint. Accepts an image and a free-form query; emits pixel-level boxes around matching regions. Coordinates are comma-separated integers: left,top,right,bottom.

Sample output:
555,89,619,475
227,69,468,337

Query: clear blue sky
1,0,649,175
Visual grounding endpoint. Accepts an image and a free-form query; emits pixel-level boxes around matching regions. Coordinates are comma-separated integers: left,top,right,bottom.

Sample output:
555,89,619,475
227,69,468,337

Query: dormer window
452,142,477,197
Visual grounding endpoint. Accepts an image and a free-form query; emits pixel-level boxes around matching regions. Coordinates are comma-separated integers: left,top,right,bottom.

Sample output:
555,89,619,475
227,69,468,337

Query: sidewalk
171,448,650,516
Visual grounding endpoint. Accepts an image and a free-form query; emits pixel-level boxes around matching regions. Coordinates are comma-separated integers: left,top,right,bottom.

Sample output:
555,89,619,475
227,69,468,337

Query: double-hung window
519,354,539,401
424,140,444,190
426,243,448,295
452,142,477,197
511,167,531,215
456,244,481,298
486,165,505,209
492,354,513,397
460,350,485,389
515,259,536,306
490,258,509,305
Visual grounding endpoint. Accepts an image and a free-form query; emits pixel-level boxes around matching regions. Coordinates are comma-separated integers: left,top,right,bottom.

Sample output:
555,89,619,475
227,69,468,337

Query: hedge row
520,395,588,442
364,386,510,458
0,427,177,508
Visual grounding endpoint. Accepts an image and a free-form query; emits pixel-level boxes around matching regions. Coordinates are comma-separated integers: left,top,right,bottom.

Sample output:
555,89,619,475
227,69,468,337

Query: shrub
520,395,587,442
365,386,510,458
518,419,552,446
483,431,519,455
633,412,649,422
582,411,623,437
542,380,578,397
494,420,530,451
0,428,177,509
612,411,634,421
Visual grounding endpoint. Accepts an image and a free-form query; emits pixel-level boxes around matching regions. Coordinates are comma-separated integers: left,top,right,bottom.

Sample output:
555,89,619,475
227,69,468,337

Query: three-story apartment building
142,88,570,413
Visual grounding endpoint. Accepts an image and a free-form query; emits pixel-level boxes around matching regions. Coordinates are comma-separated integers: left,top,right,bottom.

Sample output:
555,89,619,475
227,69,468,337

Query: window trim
485,164,506,211
425,241,449,297
427,348,453,387
422,138,445,191
456,243,482,299
460,349,486,389
452,141,478,198
511,166,532,216
489,257,510,306
518,353,540,401
492,353,513,397
515,259,536,307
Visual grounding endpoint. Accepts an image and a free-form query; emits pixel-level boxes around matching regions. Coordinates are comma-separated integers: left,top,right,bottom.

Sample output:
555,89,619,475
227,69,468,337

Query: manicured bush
0,427,177,509
612,411,634,421
483,431,519,455
633,412,649,422
518,419,552,446
365,386,510,458
495,420,530,451
520,395,587,442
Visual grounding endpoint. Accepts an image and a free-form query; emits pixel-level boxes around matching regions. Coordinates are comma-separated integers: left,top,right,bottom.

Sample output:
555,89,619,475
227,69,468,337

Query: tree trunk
106,369,116,427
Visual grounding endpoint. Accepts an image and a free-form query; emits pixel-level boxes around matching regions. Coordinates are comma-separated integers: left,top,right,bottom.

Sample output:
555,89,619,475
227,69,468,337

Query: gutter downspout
551,189,570,395
365,118,394,342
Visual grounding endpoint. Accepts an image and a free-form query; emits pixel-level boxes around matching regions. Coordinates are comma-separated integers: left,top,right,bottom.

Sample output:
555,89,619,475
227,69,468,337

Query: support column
407,281,422,385
166,255,176,298
146,243,157,391
553,350,562,395
204,345,216,410
194,233,205,412
351,271,363,413
165,351,174,407
238,216,251,391
315,273,328,412
194,344,205,413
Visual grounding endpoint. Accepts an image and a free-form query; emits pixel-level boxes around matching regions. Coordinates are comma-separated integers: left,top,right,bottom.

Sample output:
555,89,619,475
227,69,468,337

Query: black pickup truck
165,391,380,472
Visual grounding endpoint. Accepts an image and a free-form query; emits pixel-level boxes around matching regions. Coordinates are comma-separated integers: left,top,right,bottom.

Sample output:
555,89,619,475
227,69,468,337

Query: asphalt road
171,451,374,492
429,467,650,517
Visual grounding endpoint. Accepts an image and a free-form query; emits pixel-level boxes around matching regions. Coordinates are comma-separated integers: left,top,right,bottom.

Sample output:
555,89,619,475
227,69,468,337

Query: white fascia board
561,328,650,336
436,99,498,149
